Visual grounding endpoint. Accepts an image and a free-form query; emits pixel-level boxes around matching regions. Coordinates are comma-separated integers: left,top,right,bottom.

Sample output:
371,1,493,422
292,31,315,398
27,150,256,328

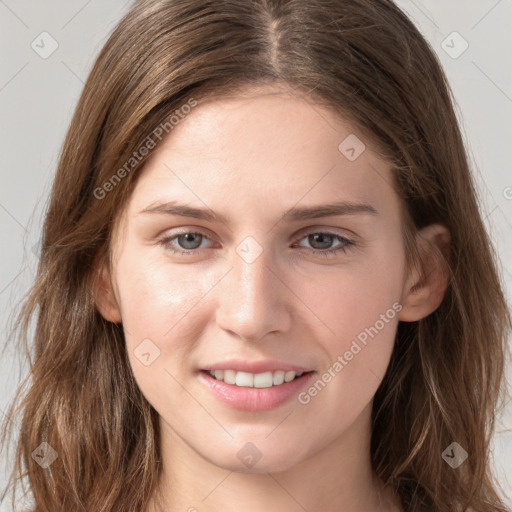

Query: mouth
198,369,316,411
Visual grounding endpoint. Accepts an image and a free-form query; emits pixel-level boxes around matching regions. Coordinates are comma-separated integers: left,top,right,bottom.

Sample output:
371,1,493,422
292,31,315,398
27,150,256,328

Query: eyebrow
139,200,378,224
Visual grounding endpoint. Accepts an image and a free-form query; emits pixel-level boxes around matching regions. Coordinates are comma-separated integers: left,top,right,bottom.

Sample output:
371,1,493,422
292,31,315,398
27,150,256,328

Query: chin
219,456,301,475
201,439,309,474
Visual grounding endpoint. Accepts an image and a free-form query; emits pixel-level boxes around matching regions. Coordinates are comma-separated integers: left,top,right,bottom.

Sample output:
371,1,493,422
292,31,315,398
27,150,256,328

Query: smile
208,369,305,387
199,370,315,411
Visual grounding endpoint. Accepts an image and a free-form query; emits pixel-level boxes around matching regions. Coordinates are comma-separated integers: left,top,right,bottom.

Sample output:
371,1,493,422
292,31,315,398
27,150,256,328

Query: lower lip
198,370,316,411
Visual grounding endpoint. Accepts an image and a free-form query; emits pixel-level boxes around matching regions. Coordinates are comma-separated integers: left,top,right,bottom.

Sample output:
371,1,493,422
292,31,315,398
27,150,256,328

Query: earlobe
90,254,122,324
399,224,451,322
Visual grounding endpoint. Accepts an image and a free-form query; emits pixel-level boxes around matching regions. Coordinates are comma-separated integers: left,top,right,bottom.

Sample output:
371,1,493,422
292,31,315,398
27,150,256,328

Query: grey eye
175,233,204,250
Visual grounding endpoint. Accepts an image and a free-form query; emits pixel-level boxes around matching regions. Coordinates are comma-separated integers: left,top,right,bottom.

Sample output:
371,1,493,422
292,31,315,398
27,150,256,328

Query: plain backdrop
1,0,511,510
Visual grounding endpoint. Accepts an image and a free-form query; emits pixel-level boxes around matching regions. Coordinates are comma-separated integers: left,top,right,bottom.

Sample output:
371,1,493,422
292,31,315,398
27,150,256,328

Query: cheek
113,256,218,418
115,251,205,334
306,239,405,347
300,236,405,401
113,253,211,384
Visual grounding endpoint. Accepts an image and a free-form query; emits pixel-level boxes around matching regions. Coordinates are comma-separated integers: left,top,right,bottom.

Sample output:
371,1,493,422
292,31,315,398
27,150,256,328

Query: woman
1,0,510,511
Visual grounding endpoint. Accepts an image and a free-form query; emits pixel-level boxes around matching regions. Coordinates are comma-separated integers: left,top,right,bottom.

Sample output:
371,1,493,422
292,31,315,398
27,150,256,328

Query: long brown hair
1,0,511,510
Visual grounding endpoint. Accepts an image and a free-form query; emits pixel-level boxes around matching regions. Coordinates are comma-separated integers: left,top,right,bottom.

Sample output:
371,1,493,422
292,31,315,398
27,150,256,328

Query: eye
160,231,212,255
292,231,355,258
159,229,355,258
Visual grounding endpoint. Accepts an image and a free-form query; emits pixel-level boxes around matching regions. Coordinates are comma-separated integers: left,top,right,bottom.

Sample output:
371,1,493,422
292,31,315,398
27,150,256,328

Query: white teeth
223,369,236,385
272,370,285,385
235,371,254,387
208,369,305,387
254,371,273,388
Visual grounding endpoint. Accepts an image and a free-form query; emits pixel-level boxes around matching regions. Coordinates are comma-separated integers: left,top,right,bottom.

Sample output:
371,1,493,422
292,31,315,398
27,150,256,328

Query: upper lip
201,359,313,374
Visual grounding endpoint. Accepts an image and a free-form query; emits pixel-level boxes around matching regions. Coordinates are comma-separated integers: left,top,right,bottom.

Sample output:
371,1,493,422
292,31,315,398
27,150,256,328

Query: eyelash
158,230,355,258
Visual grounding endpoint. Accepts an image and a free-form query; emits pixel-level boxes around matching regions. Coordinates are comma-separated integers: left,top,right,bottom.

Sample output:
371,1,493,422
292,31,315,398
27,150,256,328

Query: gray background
1,0,511,509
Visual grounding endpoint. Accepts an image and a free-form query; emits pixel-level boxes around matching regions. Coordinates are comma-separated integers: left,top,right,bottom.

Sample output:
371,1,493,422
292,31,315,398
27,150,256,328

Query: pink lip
201,359,312,374
198,370,316,411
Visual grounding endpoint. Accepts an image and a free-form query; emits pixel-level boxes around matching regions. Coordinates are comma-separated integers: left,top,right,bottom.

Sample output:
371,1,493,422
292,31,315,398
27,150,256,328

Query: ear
90,252,122,324
399,223,451,322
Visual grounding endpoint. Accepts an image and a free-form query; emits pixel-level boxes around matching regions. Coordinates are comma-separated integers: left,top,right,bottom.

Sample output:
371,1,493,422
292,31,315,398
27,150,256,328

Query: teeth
273,370,285,385
236,371,254,387
223,369,236,385
208,369,305,388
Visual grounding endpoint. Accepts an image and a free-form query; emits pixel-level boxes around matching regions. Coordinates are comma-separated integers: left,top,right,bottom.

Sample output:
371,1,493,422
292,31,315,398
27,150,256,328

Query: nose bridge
216,236,290,340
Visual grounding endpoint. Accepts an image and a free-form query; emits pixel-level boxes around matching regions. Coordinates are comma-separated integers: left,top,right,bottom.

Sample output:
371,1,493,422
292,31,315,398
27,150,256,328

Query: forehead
124,86,399,225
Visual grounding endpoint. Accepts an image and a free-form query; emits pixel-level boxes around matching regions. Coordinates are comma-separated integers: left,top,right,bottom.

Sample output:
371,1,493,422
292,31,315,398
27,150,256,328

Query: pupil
310,233,332,249
181,233,201,249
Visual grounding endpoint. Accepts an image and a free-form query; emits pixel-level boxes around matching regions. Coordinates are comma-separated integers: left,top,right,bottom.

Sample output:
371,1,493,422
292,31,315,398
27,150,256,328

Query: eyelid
294,224,358,240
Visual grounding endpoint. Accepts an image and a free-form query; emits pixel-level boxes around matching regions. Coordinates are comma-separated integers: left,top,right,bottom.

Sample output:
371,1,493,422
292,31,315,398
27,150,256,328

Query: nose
215,241,292,342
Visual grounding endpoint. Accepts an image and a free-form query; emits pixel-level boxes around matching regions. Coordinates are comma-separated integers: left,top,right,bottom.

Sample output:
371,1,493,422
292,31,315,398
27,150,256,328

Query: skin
94,83,450,512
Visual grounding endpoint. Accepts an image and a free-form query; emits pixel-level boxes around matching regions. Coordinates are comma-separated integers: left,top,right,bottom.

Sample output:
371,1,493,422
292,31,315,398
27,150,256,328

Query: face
105,85,412,474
